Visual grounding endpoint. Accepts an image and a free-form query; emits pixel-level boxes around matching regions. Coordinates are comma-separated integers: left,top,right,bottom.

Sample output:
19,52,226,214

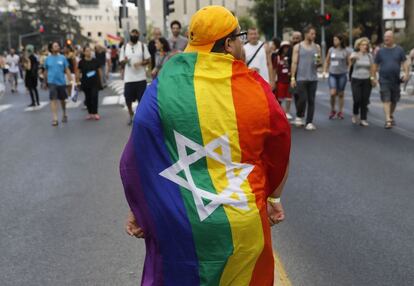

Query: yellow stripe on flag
193,52,264,285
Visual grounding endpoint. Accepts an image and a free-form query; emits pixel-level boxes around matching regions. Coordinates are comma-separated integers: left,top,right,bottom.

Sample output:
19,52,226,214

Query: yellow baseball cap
184,6,239,53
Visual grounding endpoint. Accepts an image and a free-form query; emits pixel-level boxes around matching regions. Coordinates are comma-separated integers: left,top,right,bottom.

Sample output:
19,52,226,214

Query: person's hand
290,79,297,89
270,81,276,91
322,72,328,79
371,78,378,87
402,74,409,83
267,201,285,226
125,211,145,238
133,61,141,69
251,67,260,73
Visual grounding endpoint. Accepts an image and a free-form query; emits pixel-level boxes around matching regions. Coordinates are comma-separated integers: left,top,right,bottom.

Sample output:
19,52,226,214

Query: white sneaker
305,123,317,131
294,117,305,127
352,115,359,124
360,120,369,127
285,113,293,120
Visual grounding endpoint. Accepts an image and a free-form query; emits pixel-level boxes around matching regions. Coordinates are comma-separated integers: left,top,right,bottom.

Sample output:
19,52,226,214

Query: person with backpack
23,45,40,107
244,27,272,84
119,29,151,126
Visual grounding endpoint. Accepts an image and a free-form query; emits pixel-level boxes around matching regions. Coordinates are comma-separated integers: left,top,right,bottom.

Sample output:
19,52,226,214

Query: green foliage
251,0,382,44
238,16,255,31
0,0,85,52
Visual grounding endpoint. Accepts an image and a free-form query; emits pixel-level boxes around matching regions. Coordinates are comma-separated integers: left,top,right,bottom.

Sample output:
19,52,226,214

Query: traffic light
164,0,175,16
319,13,332,26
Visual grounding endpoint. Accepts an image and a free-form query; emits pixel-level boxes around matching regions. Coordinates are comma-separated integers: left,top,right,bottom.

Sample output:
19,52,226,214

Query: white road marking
0,104,12,112
66,100,83,109
24,101,49,112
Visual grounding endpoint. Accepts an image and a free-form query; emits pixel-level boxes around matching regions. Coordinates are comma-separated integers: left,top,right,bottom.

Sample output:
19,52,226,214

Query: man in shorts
119,29,151,125
373,31,410,129
44,42,73,126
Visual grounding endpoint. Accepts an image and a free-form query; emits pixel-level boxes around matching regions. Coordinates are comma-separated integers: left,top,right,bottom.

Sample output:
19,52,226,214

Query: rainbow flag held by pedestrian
106,33,121,46
120,52,290,285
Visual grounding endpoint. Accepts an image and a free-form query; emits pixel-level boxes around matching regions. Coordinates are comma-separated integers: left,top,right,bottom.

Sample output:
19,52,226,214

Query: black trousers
296,81,318,124
351,78,372,120
28,87,39,104
84,86,99,114
111,58,117,73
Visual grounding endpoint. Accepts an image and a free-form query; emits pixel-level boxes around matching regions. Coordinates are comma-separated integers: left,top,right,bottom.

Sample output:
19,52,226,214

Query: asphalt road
0,77,413,285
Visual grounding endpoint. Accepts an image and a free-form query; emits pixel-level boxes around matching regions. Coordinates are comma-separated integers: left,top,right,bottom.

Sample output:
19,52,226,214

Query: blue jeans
328,73,347,92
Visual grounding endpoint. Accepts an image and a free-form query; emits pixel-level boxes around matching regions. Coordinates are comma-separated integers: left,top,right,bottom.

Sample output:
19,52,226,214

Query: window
98,32,102,37
87,32,92,37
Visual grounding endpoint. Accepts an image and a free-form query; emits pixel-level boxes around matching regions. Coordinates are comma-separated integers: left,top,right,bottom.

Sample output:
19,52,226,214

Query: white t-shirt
244,41,269,83
119,42,151,83
6,54,20,73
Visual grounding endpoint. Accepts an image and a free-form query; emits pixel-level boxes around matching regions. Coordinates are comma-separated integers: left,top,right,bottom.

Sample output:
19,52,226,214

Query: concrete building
68,0,139,44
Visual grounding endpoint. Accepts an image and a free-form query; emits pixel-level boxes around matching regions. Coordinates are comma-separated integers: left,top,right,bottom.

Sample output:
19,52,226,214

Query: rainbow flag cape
120,52,291,285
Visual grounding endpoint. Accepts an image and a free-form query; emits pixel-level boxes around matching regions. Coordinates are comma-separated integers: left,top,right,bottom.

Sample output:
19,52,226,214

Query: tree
251,0,383,45
238,16,255,31
21,0,84,46
0,0,85,51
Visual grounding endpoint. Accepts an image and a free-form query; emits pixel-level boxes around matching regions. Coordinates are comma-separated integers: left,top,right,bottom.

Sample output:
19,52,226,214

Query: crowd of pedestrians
1,17,413,131
263,27,411,130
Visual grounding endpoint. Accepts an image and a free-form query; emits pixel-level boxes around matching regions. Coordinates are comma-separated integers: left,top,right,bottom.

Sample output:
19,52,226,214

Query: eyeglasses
231,31,247,42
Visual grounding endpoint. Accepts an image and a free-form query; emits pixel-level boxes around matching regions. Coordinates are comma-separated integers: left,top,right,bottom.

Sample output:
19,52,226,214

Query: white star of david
159,131,254,221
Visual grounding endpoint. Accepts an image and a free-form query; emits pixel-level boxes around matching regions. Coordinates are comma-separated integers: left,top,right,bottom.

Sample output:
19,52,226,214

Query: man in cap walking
120,6,291,285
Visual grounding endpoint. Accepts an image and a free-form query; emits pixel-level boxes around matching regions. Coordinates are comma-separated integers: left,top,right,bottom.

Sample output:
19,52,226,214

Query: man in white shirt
6,49,20,93
243,28,273,85
119,29,151,125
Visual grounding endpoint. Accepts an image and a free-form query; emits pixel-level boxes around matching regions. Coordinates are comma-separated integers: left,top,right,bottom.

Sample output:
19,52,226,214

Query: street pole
349,0,353,48
6,9,11,50
196,0,200,10
274,0,278,39
321,0,326,64
122,0,128,41
138,0,147,42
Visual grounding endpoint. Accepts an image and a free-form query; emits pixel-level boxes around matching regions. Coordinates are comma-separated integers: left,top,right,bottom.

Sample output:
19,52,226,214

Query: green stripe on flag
157,53,234,285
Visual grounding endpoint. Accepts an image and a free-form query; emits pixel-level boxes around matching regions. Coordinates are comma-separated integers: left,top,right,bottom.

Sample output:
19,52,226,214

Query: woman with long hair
23,45,40,107
350,37,376,126
76,46,102,120
151,37,171,79
323,34,350,119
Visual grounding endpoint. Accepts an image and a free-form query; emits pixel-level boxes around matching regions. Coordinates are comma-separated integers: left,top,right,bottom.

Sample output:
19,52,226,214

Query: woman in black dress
76,46,102,120
24,45,39,107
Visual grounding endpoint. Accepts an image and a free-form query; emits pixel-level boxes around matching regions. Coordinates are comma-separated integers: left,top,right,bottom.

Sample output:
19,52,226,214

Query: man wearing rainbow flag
120,6,291,285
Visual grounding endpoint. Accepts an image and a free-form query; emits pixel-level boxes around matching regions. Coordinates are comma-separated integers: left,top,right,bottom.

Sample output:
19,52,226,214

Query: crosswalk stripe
0,104,12,113
66,100,83,109
24,101,49,112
